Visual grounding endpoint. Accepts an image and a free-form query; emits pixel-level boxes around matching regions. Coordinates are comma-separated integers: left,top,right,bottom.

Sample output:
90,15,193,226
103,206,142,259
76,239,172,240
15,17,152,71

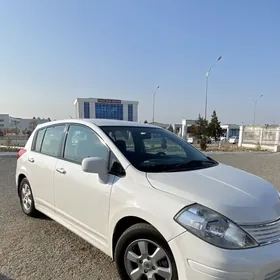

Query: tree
195,115,208,150
144,120,148,124
195,114,208,138
187,124,197,136
167,125,174,132
208,110,223,140
10,128,20,135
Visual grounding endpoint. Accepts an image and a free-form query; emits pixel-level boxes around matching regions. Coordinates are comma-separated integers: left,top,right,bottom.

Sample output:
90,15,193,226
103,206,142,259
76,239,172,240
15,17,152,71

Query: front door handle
28,157,35,163
56,168,66,174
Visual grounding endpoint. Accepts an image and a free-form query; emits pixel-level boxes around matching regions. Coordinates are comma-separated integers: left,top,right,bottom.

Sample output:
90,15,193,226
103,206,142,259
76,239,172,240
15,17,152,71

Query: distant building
74,98,139,122
0,114,10,130
0,114,50,133
221,124,240,139
149,119,197,137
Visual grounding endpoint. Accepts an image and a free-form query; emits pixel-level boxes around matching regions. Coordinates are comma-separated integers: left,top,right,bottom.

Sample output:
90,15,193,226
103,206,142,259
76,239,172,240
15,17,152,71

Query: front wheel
115,223,178,280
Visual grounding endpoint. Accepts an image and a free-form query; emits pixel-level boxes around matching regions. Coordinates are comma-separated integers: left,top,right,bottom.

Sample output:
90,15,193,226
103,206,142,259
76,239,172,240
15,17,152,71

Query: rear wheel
19,178,39,217
115,223,178,280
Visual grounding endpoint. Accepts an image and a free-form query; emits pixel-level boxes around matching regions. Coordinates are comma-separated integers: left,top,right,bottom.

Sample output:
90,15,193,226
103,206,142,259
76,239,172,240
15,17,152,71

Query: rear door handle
56,168,66,174
28,157,35,163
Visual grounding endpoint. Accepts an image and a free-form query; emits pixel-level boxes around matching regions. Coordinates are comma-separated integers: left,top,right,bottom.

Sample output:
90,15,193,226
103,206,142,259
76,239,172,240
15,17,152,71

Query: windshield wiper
173,160,215,168
144,159,217,172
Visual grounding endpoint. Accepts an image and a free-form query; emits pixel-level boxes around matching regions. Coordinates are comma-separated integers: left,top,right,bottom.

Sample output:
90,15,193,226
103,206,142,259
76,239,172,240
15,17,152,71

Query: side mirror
81,157,109,183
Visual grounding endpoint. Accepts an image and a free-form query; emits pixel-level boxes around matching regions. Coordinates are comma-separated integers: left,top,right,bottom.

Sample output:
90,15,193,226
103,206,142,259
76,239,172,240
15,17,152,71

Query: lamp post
204,56,222,120
250,94,263,126
11,119,20,146
152,85,160,123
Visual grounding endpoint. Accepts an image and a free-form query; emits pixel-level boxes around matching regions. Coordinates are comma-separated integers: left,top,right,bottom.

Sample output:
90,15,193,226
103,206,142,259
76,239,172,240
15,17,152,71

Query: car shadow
35,212,52,220
0,274,13,280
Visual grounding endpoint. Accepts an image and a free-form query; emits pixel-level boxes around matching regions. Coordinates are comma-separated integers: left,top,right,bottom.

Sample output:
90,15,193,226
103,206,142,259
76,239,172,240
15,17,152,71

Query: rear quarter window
33,128,46,152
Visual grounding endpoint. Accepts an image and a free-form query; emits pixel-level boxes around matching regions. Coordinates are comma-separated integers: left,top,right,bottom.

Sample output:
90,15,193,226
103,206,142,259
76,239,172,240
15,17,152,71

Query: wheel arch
17,173,27,196
109,203,186,259
112,216,151,259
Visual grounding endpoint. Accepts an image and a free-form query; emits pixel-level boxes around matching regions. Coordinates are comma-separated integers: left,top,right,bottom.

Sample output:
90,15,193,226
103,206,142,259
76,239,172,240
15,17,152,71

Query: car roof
36,118,159,129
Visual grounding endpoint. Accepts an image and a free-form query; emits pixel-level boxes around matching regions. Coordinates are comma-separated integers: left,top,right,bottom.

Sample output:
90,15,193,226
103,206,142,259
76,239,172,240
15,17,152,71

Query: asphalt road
1,153,280,280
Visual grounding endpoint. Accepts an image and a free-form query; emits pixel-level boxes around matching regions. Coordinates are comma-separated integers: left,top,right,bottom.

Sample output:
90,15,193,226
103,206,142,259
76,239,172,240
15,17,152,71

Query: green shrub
200,137,207,151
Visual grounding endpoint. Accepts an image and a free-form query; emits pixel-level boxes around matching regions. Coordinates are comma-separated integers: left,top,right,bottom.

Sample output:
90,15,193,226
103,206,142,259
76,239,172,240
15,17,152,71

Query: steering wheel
156,152,166,156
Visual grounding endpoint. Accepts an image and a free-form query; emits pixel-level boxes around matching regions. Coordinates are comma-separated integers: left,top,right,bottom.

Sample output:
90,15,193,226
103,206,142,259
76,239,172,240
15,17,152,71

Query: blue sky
0,0,279,124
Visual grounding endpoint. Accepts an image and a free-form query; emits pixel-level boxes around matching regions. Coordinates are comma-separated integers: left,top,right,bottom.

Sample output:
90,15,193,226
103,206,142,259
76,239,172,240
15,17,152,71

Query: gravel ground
0,153,280,280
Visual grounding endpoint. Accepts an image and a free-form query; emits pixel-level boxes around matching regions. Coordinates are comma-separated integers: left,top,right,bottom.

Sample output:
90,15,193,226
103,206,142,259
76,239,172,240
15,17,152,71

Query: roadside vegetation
0,146,21,152
189,110,223,150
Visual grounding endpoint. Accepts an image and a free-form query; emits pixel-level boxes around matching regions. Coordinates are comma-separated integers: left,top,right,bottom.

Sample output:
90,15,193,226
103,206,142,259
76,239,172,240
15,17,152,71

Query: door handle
56,168,66,174
28,157,35,163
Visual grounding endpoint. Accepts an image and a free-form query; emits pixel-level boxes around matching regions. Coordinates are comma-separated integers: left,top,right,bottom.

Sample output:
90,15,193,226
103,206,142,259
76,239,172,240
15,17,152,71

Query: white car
187,137,200,144
187,137,194,144
16,119,280,280
229,136,239,144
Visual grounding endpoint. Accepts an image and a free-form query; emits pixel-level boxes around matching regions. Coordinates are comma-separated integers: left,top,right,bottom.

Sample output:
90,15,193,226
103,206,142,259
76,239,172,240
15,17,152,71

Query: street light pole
204,56,222,120
251,94,263,126
152,85,160,123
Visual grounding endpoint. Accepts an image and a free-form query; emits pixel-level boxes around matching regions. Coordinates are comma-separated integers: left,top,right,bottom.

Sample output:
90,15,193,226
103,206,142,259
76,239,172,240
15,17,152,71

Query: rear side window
41,125,65,157
34,128,46,152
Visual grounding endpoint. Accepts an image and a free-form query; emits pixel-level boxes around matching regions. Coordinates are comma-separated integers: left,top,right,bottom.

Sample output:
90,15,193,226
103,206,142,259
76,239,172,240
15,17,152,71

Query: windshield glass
101,126,218,173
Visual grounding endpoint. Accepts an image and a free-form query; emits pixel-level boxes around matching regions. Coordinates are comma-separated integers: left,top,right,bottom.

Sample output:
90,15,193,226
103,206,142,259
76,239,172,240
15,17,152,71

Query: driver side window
63,125,109,164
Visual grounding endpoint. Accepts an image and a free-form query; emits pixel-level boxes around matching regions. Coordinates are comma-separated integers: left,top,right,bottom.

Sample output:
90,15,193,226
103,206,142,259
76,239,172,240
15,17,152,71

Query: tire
115,223,178,280
19,178,39,217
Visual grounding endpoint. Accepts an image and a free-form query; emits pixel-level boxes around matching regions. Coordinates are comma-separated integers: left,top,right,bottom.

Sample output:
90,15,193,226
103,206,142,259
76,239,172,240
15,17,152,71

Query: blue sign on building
128,104,133,121
77,98,137,121
95,103,124,120
84,102,90,118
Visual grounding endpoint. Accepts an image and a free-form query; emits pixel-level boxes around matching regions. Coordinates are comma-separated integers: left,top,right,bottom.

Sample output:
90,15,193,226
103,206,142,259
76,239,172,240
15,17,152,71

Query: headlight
174,204,258,249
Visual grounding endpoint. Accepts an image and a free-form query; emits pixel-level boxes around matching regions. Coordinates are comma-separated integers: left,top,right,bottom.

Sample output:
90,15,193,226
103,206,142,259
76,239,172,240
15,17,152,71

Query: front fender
107,168,188,257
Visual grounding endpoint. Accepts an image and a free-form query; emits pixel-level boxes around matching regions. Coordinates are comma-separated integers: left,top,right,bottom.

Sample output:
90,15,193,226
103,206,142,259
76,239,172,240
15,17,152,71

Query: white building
74,98,139,122
221,124,240,140
0,114,50,132
0,114,10,130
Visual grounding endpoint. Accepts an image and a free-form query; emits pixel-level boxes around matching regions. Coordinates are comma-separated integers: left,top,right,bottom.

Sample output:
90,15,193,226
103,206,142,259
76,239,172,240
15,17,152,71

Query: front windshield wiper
143,159,217,172
174,160,215,167
163,160,217,172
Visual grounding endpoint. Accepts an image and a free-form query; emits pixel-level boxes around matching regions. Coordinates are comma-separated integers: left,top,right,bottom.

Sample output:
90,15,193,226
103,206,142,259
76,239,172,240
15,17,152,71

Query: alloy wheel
124,239,172,280
21,183,32,211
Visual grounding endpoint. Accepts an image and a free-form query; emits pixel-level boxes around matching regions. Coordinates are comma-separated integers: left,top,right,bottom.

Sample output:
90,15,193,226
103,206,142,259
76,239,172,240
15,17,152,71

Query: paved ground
0,153,280,280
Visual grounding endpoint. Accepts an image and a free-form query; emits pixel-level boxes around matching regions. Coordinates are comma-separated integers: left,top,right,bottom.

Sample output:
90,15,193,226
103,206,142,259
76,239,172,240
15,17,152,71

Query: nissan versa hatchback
16,119,280,280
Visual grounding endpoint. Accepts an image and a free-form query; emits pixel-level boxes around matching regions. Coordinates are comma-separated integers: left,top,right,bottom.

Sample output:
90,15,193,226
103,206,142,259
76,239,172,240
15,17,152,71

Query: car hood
147,163,280,224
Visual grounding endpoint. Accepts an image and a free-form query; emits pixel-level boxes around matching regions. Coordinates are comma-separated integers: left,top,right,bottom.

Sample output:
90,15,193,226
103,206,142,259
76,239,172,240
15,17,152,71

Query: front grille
265,269,280,280
241,218,280,246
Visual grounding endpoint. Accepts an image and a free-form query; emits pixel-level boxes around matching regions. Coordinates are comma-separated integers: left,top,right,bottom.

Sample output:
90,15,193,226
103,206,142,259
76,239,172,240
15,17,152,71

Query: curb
0,152,18,158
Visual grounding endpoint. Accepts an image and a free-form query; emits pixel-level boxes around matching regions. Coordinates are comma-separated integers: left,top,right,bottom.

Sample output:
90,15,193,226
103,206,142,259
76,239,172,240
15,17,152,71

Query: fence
0,135,29,147
239,126,280,152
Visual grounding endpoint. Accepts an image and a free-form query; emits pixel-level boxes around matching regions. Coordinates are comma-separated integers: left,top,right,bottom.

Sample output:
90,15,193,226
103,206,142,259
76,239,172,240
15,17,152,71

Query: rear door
26,125,66,215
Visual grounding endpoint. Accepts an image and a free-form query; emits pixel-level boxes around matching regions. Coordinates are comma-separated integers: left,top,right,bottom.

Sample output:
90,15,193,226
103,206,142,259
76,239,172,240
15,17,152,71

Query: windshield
101,126,218,173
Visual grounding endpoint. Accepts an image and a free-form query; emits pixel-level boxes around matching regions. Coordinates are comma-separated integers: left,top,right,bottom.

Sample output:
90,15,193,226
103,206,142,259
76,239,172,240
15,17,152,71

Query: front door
53,124,114,246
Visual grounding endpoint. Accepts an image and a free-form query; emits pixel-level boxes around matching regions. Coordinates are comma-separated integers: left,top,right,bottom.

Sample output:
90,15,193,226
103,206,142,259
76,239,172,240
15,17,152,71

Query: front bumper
169,230,280,280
